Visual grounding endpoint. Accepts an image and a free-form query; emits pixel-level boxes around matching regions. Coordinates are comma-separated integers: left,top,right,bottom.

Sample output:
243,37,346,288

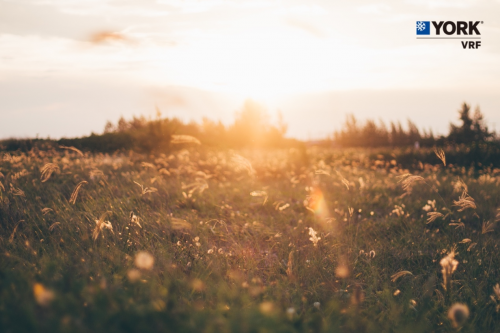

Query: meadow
1,144,500,332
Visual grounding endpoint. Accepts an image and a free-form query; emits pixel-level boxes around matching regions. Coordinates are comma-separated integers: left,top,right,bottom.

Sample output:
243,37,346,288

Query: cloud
405,0,479,8
357,4,392,14
285,18,325,38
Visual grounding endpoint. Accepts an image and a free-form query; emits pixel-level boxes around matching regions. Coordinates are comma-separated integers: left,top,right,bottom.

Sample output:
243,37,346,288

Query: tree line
333,102,494,148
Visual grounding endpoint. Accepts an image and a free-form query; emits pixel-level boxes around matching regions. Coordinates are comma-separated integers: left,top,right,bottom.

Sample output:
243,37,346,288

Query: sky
1,0,499,140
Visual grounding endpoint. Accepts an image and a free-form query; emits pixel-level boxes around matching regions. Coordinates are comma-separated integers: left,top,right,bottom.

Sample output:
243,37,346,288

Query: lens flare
307,187,330,220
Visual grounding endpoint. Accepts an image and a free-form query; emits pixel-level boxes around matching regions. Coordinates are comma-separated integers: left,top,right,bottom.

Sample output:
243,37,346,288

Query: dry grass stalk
182,179,208,196
40,163,60,182
453,190,476,211
170,217,192,230
9,220,24,243
69,181,88,204
459,238,471,244
440,250,458,291
491,284,500,312
398,174,425,191
141,162,156,169
250,190,268,205
59,145,84,157
49,222,61,231
315,170,330,176
427,212,444,224
10,184,25,197
42,208,53,215
134,181,157,195
170,135,201,145
0,182,4,192
231,154,255,176
482,221,495,234
336,171,350,190
286,251,294,278
89,169,104,179
467,242,477,252
449,221,465,229
93,212,114,241
434,147,446,166
390,270,413,282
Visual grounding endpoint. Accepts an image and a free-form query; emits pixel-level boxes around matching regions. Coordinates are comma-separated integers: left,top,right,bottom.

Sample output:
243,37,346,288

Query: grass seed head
40,163,60,182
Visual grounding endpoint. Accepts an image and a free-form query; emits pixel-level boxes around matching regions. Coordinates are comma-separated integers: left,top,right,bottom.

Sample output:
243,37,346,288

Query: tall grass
1,146,500,332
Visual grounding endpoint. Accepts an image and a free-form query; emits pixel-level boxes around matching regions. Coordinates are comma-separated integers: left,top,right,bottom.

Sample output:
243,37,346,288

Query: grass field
1,145,500,332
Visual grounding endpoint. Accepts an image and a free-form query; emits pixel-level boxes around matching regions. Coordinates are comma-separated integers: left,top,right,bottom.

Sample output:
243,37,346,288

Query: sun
141,24,349,103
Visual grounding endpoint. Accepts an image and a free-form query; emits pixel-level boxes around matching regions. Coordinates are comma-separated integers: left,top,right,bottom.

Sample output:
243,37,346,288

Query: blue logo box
416,21,430,35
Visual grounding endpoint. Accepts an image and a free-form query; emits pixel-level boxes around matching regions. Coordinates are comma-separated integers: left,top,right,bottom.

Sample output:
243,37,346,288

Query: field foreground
1,147,500,332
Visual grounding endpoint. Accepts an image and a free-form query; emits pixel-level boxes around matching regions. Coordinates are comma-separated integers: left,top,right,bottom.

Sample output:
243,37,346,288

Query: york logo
416,21,483,49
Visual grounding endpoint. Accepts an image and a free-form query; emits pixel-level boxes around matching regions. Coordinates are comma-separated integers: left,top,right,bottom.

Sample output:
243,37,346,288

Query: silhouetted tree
448,102,494,144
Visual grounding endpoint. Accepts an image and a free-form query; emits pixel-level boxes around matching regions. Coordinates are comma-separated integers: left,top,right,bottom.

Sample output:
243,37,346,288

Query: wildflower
448,303,469,328
391,205,405,217
33,283,55,306
422,199,436,212
313,302,320,309
92,212,114,241
308,227,321,246
135,251,154,270
130,211,142,228
440,250,458,291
